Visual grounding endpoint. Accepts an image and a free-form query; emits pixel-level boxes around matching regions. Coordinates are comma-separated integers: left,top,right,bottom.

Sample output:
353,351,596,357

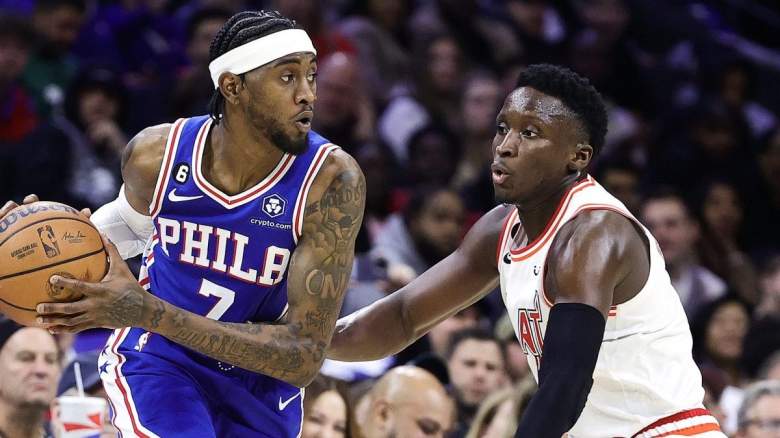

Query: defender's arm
327,205,509,362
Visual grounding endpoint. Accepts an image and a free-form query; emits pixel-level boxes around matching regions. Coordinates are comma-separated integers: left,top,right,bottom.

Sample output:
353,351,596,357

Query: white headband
208,28,317,89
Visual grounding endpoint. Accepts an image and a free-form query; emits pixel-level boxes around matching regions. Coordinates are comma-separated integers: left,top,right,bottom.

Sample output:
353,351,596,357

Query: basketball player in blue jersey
1,10,365,438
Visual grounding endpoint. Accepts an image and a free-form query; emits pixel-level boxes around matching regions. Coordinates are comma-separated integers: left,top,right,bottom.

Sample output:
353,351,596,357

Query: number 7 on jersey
197,279,236,320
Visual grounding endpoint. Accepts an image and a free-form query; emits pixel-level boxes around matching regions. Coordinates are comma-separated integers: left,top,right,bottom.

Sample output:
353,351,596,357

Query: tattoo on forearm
107,289,144,327
305,309,328,336
147,299,165,329
163,307,308,381
151,165,365,385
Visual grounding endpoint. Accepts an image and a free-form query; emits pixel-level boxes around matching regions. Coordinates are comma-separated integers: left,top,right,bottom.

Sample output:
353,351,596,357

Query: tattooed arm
38,150,366,387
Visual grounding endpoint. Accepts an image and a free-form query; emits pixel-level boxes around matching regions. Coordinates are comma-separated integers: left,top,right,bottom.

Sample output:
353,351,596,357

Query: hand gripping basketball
37,232,149,334
0,194,91,219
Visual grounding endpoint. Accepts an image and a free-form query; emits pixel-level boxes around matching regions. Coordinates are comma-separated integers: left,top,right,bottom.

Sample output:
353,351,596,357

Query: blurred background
0,0,779,437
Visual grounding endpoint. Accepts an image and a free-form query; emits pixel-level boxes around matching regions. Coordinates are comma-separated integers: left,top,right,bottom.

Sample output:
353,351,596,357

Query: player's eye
496,122,509,135
521,129,538,138
281,73,294,83
307,72,318,82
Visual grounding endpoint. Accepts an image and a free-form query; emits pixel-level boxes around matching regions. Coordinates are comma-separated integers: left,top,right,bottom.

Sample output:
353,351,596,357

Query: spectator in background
171,7,232,117
0,14,38,143
409,0,519,69
642,191,727,317
650,99,758,198
445,328,507,438
735,380,780,438
695,179,758,305
742,256,780,379
702,380,728,436
371,186,465,282
330,189,471,380
465,377,536,438
427,306,481,359
0,319,61,438
568,0,645,110
693,295,751,390
744,127,780,257
272,0,355,61
757,351,780,381
301,375,350,438
354,144,396,243
0,13,74,205
378,32,464,164
405,123,461,189
72,0,185,131
59,67,128,208
710,59,776,140
311,52,375,154
692,295,752,433
51,351,115,438
360,366,454,438
23,0,86,117
502,0,569,65
337,0,413,105
596,160,641,215
454,72,502,214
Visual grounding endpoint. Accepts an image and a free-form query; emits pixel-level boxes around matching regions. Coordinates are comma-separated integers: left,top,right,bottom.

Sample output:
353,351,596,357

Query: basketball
0,202,108,326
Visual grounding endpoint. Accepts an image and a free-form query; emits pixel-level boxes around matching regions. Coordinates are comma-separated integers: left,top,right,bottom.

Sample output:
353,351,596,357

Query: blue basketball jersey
99,115,339,438
141,115,338,323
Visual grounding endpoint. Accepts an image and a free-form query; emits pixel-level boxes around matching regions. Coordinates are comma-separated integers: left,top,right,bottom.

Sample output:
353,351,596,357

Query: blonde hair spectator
465,377,537,438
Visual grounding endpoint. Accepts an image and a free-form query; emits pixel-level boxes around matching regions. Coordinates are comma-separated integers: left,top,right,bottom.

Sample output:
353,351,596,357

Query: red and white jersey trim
291,144,340,243
191,118,297,209
149,118,186,217
632,409,723,437
102,328,160,438
508,176,596,262
137,232,159,291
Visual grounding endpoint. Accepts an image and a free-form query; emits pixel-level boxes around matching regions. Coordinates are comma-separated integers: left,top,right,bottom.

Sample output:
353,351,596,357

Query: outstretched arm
37,151,366,388
327,205,509,362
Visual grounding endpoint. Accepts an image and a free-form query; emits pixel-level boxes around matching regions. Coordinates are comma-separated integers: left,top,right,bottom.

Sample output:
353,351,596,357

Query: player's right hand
0,194,40,218
0,194,92,220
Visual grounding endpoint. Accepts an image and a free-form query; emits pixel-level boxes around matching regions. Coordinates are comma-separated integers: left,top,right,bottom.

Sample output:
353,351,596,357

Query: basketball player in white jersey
328,64,726,438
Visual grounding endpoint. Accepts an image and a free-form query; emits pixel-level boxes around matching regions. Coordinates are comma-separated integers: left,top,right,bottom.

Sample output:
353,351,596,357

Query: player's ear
568,143,593,173
219,73,243,105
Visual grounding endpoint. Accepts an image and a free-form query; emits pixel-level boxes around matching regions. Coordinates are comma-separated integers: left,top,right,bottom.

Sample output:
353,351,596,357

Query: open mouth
293,111,314,131
491,163,510,185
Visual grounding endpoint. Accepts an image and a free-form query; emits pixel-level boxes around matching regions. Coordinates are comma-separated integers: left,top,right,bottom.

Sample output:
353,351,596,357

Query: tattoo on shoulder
302,169,366,301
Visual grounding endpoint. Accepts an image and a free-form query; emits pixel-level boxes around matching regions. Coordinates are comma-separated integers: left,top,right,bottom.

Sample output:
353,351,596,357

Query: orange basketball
0,201,107,326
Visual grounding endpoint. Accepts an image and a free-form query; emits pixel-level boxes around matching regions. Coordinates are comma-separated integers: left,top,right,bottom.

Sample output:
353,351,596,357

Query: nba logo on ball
36,225,60,258
262,194,286,218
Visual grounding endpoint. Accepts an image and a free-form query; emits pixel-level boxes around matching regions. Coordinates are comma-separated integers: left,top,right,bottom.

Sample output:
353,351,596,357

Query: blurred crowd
1,0,780,437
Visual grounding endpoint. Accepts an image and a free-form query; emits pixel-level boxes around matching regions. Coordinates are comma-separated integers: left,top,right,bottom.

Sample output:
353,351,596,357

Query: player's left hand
36,235,153,333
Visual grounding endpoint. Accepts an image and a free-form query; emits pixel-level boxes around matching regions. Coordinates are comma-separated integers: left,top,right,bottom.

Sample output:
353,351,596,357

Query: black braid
207,10,297,124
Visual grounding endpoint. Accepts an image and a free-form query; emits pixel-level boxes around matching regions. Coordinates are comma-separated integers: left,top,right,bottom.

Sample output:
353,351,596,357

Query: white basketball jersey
497,175,722,437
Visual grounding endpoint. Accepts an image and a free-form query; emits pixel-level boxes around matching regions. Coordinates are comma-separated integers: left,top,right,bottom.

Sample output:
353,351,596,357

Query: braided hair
208,10,297,124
